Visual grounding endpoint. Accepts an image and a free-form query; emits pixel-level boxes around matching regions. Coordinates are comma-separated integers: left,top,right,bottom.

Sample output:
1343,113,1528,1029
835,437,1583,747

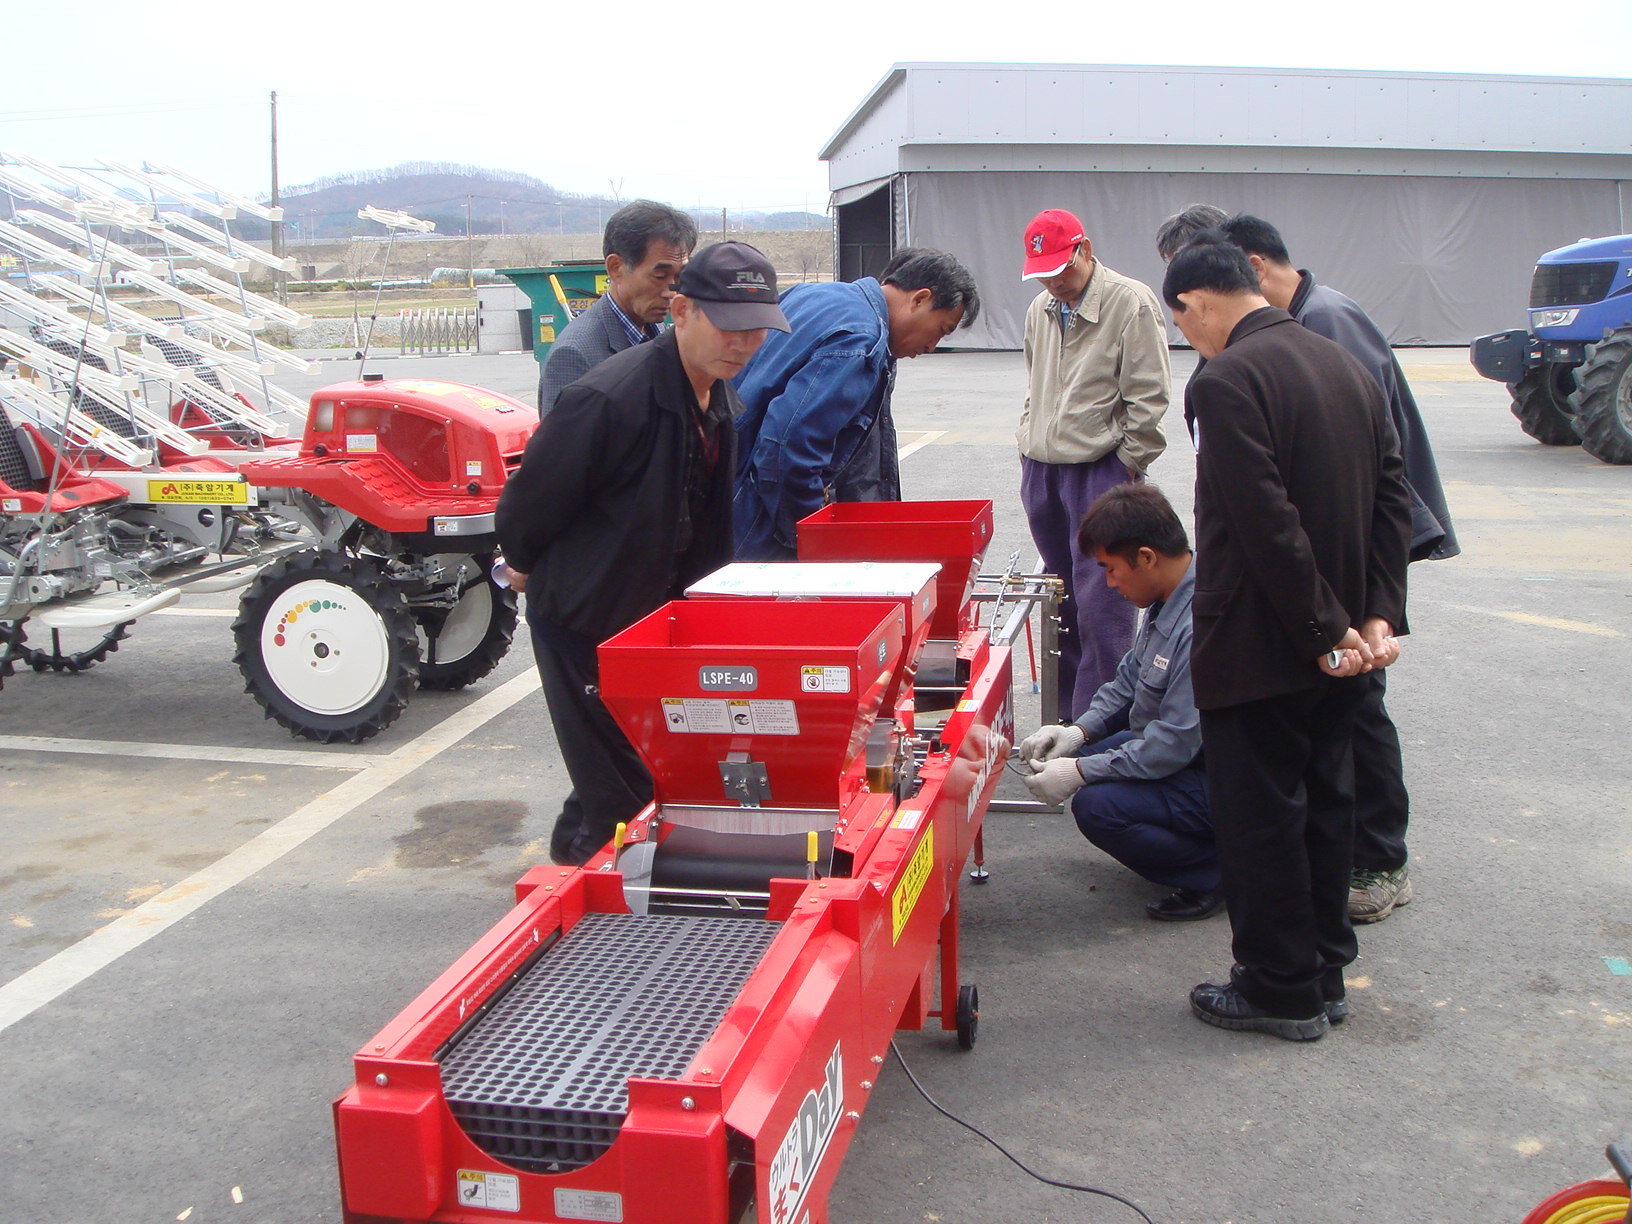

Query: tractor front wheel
1570,328,1632,465
1510,364,1582,446
412,553,518,691
233,549,419,744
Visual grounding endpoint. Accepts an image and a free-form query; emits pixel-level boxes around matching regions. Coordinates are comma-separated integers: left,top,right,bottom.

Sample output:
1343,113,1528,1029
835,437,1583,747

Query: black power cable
888,1040,1158,1224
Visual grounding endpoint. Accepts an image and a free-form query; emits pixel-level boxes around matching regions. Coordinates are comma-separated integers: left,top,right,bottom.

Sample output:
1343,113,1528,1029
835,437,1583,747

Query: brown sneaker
1349,865,1413,923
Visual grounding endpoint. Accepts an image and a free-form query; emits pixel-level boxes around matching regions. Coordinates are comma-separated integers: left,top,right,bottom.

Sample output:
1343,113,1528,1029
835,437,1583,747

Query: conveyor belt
438,911,781,1173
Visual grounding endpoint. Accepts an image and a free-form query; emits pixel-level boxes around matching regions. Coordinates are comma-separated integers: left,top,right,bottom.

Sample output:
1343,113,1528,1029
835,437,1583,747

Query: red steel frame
334,502,1011,1224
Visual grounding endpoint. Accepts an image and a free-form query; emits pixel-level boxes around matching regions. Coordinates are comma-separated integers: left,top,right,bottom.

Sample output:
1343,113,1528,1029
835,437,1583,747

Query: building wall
903,169,1625,349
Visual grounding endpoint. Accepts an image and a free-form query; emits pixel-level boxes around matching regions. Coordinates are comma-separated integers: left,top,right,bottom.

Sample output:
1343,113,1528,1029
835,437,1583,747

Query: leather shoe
1325,996,1349,1025
1189,981,1330,1041
1146,887,1224,922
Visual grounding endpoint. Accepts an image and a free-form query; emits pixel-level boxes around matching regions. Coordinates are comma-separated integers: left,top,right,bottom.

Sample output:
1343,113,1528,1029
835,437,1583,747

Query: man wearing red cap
1019,208,1171,722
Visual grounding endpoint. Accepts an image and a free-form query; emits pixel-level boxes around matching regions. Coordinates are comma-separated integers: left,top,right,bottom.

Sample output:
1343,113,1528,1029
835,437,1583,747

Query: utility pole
270,90,286,304
465,194,474,290
721,207,727,238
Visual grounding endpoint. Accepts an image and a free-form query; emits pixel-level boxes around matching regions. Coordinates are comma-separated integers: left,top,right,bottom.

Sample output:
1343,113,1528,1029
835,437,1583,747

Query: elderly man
1155,202,1228,262
537,200,697,414
1218,213,1459,925
1164,233,1411,1041
731,248,980,561
1018,208,1171,721
1020,483,1218,922
498,242,789,865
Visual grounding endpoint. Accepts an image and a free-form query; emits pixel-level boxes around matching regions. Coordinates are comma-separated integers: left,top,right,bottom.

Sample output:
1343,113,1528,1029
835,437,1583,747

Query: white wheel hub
418,579,493,665
259,578,392,715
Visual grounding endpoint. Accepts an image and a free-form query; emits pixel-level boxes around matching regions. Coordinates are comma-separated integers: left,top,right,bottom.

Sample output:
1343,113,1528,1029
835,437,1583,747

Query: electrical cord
888,1040,1158,1224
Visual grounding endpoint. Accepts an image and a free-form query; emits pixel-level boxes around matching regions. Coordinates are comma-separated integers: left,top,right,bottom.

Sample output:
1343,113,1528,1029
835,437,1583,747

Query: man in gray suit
537,200,698,414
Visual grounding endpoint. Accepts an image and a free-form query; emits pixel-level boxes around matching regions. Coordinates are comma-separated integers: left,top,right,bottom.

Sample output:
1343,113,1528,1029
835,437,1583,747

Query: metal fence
398,307,476,355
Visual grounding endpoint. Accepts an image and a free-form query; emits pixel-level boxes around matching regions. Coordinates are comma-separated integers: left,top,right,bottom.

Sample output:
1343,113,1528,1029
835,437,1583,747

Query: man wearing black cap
498,242,791,865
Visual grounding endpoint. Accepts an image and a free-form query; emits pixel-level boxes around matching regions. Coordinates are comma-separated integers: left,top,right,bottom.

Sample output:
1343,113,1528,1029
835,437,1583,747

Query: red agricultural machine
332,502,1016,1224
0,155,532,740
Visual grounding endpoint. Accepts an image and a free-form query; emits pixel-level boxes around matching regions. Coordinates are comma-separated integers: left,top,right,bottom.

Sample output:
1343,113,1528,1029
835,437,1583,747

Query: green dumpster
497,260,607,365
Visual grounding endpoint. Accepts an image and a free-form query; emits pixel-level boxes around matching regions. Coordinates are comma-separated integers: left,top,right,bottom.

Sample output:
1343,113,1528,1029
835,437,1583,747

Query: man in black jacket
1163,234,1412,1041
498,242,790,864
1219,213,1457,924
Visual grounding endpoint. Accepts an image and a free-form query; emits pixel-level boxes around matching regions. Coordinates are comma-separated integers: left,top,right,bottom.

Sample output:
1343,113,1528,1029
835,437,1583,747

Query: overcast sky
4,0,1629,217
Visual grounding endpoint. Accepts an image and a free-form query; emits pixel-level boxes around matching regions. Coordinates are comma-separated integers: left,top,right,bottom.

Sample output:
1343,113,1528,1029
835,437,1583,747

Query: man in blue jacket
731,249,980,560
1020,484,1218,922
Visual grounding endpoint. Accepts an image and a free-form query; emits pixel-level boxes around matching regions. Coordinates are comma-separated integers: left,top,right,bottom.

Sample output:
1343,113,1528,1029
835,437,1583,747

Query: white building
822,63,1632,347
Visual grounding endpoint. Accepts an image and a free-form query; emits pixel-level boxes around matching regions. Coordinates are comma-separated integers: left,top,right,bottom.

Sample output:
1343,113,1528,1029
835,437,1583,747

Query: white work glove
1023,757,1087,807
1018,723,1086,765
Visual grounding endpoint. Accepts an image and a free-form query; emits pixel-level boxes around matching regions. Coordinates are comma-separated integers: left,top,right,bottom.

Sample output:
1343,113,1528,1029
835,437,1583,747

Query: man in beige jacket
1019,208,1171,720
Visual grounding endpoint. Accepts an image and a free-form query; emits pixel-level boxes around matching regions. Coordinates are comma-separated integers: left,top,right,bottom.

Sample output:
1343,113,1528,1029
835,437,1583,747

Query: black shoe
1325,996,1349,1025
1189,982,1330,1041
1147,888,1224,922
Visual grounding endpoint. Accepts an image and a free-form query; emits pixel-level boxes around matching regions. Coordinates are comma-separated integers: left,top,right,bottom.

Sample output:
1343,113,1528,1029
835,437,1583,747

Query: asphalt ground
1,344,1629,1224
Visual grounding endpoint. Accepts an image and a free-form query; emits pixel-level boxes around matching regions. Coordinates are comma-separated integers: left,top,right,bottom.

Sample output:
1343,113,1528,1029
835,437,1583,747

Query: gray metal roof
822,63,1632,188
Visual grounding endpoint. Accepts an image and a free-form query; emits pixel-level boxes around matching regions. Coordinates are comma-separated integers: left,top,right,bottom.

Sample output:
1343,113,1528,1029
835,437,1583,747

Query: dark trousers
1352,669,1410,872
529,612,652,865
1200,680,1365,1018
1069,731,1218,892
1020,453,1137,721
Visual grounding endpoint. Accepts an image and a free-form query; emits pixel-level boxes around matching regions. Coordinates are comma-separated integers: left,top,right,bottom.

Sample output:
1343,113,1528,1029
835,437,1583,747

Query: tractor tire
233,549,419,744
1510,364,1581,446
1569,328,1632,465
412,553,518,691
10,618,133,674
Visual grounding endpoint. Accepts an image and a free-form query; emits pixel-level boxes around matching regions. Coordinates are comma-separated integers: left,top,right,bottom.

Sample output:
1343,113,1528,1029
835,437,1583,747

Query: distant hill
256,163,828,239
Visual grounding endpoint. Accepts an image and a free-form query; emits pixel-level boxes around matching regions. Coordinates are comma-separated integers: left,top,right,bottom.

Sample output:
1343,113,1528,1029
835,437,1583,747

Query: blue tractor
1471,234,1632,464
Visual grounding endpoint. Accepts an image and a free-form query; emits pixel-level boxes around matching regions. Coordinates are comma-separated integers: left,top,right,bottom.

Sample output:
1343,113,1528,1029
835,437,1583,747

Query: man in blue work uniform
730,248,980,561
1019,484,1218,921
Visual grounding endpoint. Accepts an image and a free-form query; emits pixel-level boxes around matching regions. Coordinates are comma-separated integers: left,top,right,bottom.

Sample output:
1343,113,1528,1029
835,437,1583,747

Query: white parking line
0,668,542,1036
898,431,946,461
0,735,370,770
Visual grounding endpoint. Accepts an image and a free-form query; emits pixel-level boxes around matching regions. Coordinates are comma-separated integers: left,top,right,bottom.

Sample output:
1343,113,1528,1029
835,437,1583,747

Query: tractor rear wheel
1510,364,1581,446
1569,328,1632,465
411,553,518,691
233,549,419,744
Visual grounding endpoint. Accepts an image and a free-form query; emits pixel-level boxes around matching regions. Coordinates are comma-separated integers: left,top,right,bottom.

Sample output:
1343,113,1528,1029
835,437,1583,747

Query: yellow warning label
891,825,933,944
145,478,250,505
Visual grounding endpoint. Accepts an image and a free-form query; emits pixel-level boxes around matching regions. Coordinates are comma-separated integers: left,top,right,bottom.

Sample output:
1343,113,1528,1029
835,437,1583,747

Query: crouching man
1020,484,1218,921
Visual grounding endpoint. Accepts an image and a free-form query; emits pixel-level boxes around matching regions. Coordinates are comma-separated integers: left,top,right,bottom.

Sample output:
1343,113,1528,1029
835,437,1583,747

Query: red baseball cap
1022,208,1086,280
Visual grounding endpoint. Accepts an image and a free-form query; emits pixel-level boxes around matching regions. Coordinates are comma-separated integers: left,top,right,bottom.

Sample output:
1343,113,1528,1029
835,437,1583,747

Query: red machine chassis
334,638,1012,1224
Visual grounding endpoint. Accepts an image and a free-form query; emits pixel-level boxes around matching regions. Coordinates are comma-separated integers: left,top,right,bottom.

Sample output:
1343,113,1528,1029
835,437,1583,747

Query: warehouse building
822,63,1632,348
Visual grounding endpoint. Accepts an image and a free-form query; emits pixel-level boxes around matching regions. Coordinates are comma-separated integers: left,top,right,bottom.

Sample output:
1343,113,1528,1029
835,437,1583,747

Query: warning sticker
145,478,251,506
553,1188,623,1222
725,699,801,735
664,698,799,735
660,698,730,733
2,498,23,513
891,825,934,944
800,666,850,694
345,433,378,452
890,809,922,831
456,1169,520,1213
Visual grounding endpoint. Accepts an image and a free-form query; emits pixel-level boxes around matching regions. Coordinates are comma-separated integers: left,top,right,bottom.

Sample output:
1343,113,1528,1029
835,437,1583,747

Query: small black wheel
10,617,132,673
232,548,419,743
1570,327,1632,465
1509,364,1581,446
0,619,25,687
955,983,979,1051
411,553,518,691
